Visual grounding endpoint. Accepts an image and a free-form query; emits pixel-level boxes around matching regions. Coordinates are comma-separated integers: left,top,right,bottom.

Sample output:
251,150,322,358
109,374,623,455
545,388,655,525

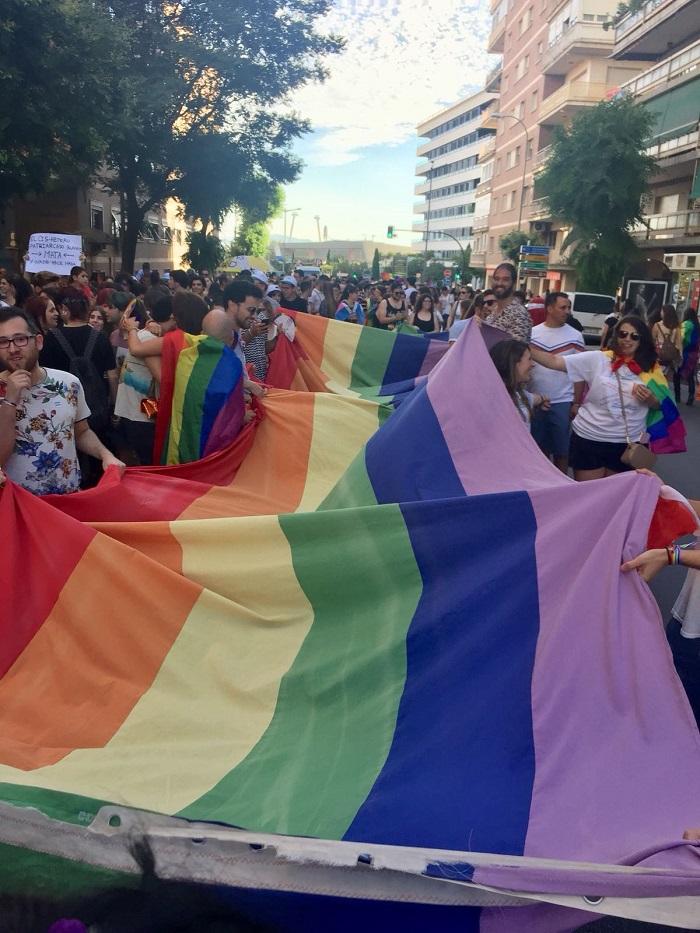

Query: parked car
567,292,616,343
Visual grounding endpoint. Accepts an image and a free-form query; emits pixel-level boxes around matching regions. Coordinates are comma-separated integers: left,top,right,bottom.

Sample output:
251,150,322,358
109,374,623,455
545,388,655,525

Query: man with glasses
0,309,124,495
483,262,532,343
375,283,409,330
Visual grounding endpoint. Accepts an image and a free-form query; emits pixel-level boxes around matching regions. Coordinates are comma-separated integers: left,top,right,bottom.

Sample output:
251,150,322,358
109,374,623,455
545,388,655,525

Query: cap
281,276,297,286
266,284,281,296
251,269,268,285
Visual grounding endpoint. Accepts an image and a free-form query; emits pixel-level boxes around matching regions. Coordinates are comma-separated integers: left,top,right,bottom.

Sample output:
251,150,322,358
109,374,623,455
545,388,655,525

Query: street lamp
282,207,301,272
492,113,531,233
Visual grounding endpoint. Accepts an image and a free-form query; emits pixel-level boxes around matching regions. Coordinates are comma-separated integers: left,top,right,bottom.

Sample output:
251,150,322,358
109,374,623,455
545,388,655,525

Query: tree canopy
538,97,656,293
1,0,342,271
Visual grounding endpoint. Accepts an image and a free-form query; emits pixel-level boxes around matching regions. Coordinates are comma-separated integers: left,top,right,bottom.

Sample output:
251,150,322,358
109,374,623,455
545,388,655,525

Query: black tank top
414,313,436,333
376,298,405,330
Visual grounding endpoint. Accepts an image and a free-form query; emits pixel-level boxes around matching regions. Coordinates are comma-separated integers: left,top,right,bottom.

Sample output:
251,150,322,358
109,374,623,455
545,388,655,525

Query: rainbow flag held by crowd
154,330,245,465
266,312,450,410
1,318,699,931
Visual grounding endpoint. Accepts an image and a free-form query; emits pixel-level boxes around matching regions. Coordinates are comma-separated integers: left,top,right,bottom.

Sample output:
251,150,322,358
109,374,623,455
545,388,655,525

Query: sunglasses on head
618,330,640,341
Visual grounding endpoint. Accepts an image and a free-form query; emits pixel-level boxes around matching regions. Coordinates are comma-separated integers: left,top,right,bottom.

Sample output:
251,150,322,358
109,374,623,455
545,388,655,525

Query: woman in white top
530,315,660,481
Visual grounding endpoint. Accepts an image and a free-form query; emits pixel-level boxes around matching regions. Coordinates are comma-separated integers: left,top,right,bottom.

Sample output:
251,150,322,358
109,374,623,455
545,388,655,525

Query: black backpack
50,327,110,432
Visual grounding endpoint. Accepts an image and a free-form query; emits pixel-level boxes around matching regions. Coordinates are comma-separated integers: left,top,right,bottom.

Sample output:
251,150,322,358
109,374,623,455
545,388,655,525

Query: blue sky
223,0,494,249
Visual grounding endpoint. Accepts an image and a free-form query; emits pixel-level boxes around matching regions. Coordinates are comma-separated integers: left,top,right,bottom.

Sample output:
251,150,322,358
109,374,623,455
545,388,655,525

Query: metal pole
492,114,530,233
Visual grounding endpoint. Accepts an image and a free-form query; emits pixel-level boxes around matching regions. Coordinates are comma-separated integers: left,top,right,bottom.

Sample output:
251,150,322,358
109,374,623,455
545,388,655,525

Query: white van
567,292,615,343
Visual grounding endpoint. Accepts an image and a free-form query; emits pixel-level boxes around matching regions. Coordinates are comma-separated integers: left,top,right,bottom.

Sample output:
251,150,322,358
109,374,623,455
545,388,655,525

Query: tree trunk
118,164,146,274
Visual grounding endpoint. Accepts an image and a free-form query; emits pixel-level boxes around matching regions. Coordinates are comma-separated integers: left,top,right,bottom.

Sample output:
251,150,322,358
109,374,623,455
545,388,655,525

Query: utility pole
282,207,300,273
492,113,531,233
314,215,322,242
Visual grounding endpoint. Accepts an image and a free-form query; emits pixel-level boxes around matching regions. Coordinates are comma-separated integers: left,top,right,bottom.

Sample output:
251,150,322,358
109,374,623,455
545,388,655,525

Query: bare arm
127,329,164,358
75,420,125,471
106,368,119,407
0,370,32,466
529,345,568,372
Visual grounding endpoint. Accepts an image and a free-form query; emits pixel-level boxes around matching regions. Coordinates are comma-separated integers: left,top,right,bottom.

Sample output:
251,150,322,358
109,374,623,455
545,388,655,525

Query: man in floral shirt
0,309,124,495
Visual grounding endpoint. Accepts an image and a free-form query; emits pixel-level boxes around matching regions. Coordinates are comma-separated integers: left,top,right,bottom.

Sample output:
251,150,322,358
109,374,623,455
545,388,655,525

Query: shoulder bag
615,372,656,470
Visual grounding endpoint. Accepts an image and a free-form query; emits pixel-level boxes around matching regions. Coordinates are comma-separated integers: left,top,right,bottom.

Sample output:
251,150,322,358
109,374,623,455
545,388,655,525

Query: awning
644,75,700,144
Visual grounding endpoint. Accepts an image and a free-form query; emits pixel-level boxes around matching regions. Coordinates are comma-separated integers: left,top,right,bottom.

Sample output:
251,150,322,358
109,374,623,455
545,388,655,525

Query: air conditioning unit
533,221,551,232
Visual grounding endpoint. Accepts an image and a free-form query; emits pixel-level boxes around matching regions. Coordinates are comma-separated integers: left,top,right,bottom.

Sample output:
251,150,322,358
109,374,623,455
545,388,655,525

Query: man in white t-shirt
0,309,124,494
530,291,585,473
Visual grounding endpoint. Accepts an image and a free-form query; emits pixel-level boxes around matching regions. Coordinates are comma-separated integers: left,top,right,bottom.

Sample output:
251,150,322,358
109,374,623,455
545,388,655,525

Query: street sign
522,270,547,278
519,245,550,256
520,262,548,270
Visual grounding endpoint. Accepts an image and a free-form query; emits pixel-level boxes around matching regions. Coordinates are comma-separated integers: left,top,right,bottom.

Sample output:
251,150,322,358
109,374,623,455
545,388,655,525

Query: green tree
96,0,342,270
499,230,536,264
231,186,284,258
183,231,226,271
0,0,115,209
538,97,656,293
371,248,380,280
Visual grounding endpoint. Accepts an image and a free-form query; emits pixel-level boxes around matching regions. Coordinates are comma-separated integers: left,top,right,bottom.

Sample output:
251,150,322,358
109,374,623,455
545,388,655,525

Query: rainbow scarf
603,350,686,454
154,330,245,465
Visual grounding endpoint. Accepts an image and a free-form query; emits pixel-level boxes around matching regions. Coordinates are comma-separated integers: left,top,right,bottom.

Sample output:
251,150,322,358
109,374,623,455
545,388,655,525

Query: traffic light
387,225,395,238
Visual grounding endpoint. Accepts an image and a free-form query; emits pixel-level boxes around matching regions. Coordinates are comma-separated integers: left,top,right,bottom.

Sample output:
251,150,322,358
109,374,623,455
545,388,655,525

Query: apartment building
610,0,700,307
484,0,643,292
413,90,498,264
0,184,192,275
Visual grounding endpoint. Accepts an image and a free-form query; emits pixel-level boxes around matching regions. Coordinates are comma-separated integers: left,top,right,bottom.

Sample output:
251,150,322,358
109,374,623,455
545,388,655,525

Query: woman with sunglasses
375,284,408,330
530,315,667,481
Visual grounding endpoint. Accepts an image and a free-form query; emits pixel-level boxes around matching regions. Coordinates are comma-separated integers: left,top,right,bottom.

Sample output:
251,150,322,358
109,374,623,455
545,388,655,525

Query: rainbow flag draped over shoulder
1,318,700,931
603,349,686,454
154,329,245,465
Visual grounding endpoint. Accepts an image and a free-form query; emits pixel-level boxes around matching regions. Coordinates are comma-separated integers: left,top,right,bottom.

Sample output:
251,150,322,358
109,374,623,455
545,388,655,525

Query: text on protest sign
25,233,83,275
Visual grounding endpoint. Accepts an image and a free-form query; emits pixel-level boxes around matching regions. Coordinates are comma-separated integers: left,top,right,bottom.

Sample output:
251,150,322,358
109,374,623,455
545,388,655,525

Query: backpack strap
84,325,99,361
50,327,77,361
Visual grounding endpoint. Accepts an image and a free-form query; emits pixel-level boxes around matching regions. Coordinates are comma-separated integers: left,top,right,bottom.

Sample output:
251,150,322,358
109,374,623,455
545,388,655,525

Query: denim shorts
531,402,572,457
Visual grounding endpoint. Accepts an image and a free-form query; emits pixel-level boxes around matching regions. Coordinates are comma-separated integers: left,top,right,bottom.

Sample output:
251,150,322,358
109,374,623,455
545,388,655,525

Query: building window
517,100,525,119
514,146,521,165
531,90,538,111
537,40,543,58
90,202,104,232
526,139,534,160
110,211,121,238
508,190,516,210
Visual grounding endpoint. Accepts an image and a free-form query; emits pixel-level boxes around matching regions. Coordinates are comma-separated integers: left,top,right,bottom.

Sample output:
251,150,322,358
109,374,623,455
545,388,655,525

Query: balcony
613,0,697,60
528,198,552,221
645,127,698,160
632,209,700,240
539,81,612,124
534,144,553,170
618,36,700,99
487,14,506,53
542,20,615,76
473,215,490,232
480,136,497,160
476,177,493,196
485,60,502,92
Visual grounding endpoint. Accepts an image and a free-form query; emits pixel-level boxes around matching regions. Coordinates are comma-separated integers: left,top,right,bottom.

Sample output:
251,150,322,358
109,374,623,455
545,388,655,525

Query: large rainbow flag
1,316,699,931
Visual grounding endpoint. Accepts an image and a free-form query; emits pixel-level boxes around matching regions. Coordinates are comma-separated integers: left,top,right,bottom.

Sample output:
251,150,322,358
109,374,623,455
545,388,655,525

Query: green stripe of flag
178,339,223,463
178,505,422,838
349,326,397,391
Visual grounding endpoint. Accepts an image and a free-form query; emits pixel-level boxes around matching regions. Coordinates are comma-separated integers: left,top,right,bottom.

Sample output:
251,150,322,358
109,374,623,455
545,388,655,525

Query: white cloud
290,0,495,165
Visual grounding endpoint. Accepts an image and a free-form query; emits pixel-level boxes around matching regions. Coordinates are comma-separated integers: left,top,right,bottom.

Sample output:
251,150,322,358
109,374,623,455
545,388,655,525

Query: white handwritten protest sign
25,233,83,275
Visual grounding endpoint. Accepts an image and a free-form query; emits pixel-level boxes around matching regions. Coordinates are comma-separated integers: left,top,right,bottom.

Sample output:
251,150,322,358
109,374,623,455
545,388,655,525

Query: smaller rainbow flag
602,351,686,454
154,330,245,466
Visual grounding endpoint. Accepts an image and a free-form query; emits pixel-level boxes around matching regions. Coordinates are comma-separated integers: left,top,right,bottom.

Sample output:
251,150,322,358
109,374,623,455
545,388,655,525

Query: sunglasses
618,330,640,341
482,299,497,306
